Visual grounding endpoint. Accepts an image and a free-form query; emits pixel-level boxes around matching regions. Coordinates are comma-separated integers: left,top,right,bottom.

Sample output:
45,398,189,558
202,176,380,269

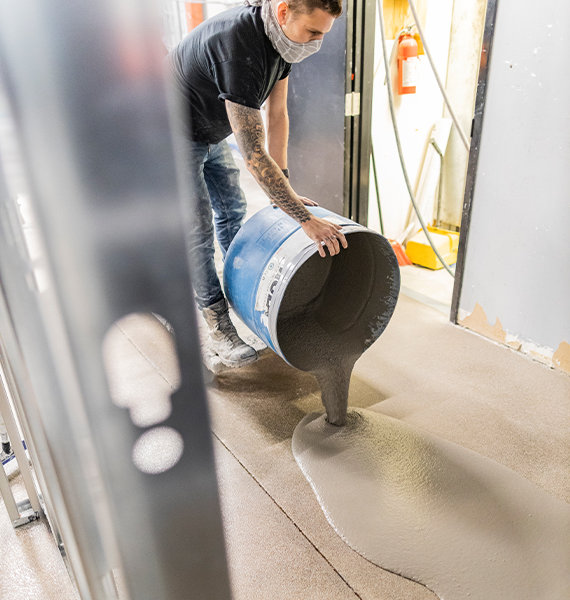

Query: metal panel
0,107,105,598
287,0,375,223
287,11,348,215
0,1,231,598
348,0,376,224
0,351,42,527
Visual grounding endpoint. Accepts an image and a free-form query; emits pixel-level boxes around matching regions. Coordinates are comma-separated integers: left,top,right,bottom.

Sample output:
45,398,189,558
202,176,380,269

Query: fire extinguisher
397,33,418,94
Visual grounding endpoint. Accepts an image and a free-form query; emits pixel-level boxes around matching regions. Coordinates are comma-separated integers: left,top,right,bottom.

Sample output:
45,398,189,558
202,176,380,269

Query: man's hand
302,217,347,257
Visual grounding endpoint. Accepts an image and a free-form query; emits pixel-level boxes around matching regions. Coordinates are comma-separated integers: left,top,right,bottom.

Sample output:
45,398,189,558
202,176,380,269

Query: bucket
223,205,400,371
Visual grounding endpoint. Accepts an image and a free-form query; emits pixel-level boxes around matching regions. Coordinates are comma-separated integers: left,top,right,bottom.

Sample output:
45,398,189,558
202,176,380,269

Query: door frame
450,0,499,323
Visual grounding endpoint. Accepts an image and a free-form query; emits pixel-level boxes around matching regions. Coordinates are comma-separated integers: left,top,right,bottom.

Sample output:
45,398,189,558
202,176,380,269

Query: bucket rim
269,224,384,364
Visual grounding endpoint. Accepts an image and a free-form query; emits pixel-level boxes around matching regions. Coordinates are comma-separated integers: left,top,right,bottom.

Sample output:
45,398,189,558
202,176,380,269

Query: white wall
458,0,570,373
440,0,487,228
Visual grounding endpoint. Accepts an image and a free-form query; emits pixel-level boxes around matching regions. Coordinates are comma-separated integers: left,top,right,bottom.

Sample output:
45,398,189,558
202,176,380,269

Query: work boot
201,298,258,368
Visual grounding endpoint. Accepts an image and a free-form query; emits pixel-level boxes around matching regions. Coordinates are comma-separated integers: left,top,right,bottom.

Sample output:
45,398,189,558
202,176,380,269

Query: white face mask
260,0,323,63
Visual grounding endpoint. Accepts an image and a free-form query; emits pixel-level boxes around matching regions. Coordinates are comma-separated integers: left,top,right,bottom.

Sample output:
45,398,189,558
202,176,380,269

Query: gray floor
207,292,570,599
1,152,569,599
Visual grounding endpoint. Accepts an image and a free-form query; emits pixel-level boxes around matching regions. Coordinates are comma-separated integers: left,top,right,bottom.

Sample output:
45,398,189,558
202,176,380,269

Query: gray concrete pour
293,408,570,600
207,292,570,599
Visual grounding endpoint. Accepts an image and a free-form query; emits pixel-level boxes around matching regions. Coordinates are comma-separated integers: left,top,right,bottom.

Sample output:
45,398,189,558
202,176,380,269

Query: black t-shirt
170,6,291,144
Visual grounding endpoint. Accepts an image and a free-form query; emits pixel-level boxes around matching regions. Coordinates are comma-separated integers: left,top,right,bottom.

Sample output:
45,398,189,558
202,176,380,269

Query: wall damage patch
553,341,570,374
458,302,508,345
458,303,569,376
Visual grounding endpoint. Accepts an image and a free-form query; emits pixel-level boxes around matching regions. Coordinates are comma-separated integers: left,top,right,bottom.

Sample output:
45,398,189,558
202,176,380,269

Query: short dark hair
288,0,343,18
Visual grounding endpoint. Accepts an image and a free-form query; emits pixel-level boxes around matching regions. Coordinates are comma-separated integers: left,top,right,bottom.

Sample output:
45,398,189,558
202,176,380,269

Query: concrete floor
3,291,569,599
207,293,570,599
1,152,569,598
0,475,80,600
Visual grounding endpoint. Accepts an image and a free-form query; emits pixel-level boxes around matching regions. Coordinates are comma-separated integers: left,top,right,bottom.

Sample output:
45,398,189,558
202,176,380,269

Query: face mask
259,0,323,63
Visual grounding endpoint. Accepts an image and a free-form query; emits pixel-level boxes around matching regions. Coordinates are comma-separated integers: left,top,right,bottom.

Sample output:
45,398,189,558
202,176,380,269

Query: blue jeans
185,139,247,309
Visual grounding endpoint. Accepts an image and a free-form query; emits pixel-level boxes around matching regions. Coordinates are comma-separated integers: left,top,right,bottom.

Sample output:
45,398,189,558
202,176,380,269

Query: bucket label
255,228,313,318
254,222,354,326
256,256,285,315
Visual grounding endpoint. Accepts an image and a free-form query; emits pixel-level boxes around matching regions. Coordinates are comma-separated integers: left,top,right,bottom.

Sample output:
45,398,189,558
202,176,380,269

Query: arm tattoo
226,101,311,223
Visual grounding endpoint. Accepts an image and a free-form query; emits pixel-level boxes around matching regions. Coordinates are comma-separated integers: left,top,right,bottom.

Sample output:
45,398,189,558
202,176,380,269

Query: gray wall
458,0,570,352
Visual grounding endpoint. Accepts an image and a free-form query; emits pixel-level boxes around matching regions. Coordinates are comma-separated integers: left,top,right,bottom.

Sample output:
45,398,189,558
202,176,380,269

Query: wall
458,0,570,374
440,0,487,228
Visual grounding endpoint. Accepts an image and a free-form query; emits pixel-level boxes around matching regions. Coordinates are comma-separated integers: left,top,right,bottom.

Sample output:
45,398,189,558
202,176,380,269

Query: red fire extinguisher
397,33,418,95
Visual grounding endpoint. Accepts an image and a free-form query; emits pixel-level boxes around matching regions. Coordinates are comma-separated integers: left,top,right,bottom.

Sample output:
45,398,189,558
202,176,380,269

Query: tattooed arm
265,78,316,207
225,99,347,257
265,77,289,170
226,98,309,222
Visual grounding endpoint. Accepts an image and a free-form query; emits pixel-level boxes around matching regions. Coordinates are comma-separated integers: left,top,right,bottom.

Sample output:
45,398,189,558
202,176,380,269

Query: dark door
287,0,376,224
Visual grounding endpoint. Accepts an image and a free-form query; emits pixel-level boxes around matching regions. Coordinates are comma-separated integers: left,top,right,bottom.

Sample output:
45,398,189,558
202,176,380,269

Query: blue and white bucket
224,205,400,370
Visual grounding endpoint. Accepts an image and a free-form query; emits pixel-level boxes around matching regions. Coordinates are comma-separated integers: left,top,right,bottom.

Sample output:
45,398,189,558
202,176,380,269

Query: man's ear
275,1,289,26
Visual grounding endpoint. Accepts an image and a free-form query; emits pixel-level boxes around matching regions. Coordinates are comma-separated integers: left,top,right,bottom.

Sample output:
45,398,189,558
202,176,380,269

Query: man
169,0,347,369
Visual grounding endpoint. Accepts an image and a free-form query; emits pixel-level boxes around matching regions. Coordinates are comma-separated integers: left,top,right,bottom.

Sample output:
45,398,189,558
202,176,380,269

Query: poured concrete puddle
293,407,570,600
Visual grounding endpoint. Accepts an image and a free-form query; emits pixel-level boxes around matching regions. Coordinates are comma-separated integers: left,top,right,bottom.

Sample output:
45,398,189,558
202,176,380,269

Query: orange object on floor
389,239,413,266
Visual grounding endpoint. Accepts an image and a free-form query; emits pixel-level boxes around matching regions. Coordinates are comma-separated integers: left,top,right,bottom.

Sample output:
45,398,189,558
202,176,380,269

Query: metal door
287,0,376,223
